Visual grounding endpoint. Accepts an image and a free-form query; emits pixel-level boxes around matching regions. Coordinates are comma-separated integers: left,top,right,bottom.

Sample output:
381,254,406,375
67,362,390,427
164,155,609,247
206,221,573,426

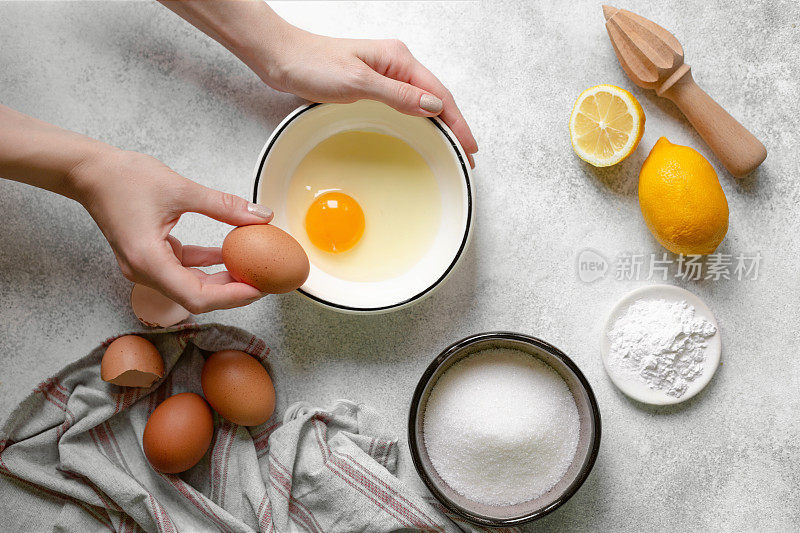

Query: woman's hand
260,32,479,166
159,0,478,166
69,149,273,314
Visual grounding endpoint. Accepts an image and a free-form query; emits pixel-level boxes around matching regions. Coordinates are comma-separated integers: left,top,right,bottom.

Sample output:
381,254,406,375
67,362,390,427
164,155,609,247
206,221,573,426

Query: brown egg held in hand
222,224,309,294
201,350,276,426
143,392,213,473
101,335,164,387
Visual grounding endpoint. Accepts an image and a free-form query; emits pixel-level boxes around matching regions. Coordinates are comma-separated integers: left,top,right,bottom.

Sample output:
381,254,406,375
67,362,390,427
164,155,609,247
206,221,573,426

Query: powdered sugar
607,298,716,397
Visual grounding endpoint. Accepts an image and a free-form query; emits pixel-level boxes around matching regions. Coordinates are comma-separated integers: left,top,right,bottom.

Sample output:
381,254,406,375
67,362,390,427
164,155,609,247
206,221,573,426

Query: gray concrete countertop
1,1,798,530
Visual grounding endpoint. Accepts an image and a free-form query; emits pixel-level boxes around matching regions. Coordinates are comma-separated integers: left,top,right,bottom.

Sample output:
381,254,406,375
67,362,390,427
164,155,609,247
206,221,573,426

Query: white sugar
422,348,580,506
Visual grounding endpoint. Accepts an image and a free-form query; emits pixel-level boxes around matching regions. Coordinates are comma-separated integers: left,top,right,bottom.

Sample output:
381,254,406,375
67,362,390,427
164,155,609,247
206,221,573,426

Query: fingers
181,245,223,267
166,235,223,267
359,69,444,117
188,269,238,285
182,183,274,227
357,39,478,163
403,59,479,158
133,240,264,314
154,262,264,314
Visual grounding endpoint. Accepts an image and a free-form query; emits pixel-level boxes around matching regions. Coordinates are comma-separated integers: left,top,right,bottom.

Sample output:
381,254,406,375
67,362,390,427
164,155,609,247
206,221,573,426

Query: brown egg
222,224,309,294
201,350,275,426
142,392,213,473
101,335,164,388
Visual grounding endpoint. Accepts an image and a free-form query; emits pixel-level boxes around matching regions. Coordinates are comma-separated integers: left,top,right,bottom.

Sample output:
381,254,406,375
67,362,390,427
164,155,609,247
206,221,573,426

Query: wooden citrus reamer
603,5,766,177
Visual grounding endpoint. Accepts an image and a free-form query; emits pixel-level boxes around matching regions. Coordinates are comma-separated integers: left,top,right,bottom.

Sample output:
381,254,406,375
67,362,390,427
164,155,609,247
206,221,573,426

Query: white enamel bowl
253,100,474,313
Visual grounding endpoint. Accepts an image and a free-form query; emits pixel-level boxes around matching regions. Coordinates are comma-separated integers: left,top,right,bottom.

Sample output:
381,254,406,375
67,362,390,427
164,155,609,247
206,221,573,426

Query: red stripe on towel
164,475,233,533
252,421,280,457
0,451,114,531
210,420,236,505
330,454,441,532
311,419,331,460
219,421,237,507
61,471,121,511
337,449,440,529
256,493,273,532
323,458,417,530
268,473,321,533
268,453,324,532
35,382,75,440
89,422,176,533
306,420,429,530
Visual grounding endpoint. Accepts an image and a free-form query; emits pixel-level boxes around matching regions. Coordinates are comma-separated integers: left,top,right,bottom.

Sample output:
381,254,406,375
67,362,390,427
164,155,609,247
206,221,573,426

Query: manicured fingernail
247,202,273,220
420,94,443,113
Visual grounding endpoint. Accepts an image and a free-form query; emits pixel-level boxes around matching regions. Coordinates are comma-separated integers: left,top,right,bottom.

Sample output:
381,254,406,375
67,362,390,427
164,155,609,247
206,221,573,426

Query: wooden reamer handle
659,66,767,177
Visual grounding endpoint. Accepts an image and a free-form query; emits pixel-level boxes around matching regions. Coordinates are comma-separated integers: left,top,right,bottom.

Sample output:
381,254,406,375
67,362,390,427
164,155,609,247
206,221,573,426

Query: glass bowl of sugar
408,332,601,526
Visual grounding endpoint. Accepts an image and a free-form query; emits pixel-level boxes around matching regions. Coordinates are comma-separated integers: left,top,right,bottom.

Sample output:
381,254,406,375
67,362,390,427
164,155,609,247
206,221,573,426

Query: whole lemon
639,138,729,255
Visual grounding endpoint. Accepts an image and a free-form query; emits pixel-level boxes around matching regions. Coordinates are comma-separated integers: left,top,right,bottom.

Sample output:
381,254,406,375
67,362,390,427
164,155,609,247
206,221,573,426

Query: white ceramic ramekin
253,100,474,313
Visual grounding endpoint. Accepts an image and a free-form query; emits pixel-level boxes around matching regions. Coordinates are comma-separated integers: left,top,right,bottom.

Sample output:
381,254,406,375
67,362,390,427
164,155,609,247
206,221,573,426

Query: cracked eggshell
222,224,309,294
130,283,191,328
101,335,164,388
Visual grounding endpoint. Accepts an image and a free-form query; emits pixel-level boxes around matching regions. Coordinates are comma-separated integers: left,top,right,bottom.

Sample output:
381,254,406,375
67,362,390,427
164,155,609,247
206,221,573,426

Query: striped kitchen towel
0,323,516,533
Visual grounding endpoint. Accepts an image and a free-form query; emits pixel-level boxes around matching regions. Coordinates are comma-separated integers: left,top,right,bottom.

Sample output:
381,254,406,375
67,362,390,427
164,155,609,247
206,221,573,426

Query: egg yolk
305,192,365,253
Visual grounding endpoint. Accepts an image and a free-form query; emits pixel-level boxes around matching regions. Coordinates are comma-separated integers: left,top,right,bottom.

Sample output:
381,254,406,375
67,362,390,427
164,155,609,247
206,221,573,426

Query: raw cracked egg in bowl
253,100,473,313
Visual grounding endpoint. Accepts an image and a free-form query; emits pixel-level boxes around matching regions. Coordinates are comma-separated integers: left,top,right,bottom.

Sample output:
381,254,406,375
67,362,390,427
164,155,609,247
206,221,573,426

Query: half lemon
569,84,644,167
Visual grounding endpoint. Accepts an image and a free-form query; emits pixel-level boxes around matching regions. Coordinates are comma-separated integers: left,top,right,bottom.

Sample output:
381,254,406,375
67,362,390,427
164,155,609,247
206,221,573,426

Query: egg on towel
201,350,275,426
142,392,214,473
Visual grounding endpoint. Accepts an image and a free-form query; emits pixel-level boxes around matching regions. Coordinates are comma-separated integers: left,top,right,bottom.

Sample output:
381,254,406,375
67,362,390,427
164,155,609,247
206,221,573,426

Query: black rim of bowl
407,331,602,527
252,102,473,313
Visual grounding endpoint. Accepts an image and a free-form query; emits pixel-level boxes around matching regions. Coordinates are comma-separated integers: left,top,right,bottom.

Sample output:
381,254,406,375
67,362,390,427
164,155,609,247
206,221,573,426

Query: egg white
287,131,441,282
